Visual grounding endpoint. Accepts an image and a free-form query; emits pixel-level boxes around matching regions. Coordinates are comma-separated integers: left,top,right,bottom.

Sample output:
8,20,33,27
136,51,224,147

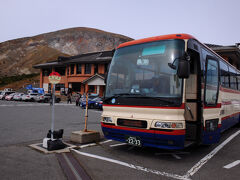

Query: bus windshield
105,39,185,106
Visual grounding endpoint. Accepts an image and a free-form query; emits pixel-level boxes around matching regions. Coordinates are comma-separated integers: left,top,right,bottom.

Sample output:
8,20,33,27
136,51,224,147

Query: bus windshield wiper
104,93,144,102
104,93,175,105
104,93,132,101
139,96,175,104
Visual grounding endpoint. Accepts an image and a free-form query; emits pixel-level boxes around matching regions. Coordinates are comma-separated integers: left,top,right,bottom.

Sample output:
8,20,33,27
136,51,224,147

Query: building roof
206,43,240,69
33,50,113,69
33,61,64,68
82,73,105,84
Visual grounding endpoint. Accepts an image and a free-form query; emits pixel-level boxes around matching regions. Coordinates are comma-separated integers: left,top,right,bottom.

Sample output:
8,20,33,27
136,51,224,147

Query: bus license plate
126,136,142,147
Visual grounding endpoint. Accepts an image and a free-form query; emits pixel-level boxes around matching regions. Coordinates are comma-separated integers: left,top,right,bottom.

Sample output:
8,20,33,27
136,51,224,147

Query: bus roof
117,34,195,49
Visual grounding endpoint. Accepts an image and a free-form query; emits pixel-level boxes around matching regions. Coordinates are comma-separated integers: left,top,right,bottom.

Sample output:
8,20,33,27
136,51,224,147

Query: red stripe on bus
103,103,185,109
204,103,221,109
220,87,240,94
101,123,186,135
221,112,240,121
222,101,232,105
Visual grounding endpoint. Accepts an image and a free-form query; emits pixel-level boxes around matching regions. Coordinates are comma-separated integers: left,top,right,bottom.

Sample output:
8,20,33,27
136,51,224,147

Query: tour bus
101,34,240,149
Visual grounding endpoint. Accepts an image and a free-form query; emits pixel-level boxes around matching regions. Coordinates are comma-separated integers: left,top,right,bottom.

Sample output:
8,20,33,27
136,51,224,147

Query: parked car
5,93,17,101
81,97,103,110
77,94,99,106
0,91,15,100
35,94,45,102
21,94,28,101
21,93,39,102
36,93,61,103
13,93,24,101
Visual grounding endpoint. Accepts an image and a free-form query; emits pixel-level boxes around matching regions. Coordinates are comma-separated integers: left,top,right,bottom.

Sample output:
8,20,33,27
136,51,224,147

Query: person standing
67,93,72,104
75,93,81,106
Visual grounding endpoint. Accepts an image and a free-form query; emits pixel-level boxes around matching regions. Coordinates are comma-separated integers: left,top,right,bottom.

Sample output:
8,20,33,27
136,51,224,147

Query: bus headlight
154,122,183,129
103,117,113,123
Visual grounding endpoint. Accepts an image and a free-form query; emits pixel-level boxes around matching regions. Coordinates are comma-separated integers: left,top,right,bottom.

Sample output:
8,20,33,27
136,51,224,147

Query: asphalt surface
0,100,240,180
0,100,102,180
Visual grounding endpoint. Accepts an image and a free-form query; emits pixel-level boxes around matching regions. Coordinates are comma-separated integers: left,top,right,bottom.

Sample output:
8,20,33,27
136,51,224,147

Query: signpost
84,93,89,132
48,72,61,140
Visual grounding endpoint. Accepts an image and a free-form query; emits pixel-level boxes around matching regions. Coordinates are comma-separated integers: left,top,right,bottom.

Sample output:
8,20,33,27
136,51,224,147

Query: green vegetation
0,73,39,87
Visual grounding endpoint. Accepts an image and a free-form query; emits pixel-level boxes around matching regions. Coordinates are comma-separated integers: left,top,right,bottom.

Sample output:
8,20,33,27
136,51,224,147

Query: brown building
206,43,240,69
33,50,113,96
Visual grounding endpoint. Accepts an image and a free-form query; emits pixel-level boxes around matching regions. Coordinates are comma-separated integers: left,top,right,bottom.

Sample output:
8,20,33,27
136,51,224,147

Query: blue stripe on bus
201,129,221,144
221,113,240,132
102,126,185,150
202,112,240,145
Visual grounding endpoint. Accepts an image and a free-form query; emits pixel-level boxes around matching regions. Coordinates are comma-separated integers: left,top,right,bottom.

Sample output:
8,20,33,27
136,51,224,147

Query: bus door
202,56,221,144
184,50,202,144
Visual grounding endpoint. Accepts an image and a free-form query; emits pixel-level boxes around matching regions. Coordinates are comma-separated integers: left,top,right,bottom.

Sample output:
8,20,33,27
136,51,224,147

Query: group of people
67,92,83,105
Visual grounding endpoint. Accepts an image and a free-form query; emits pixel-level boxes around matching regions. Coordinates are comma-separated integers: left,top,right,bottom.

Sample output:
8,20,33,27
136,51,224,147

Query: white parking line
79,143,97,149
72,149,190,180
62,153,82,180
184,129,240,178
91,110,102,113
0,104,45,107
110,143,127,147
0,103,74,107
223,160,240,169
99,140,113,144
172,154,182,160
71,129,240,179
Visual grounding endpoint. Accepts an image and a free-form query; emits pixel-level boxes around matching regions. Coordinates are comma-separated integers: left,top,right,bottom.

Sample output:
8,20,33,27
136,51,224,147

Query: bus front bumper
101,123,185,150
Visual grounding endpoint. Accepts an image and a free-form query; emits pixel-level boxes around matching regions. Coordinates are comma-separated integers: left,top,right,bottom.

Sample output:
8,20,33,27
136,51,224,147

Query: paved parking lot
0,100,240,180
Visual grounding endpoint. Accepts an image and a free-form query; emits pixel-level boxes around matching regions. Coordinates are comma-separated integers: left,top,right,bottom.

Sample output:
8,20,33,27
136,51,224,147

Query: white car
13,93,24,101
5,93,17,101
21,93,39,102
0,91,15,100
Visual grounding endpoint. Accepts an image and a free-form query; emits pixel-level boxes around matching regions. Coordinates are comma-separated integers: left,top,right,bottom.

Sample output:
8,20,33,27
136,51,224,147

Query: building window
94,64,98,74
43,68,51,76
77,64,82,74
88,85,95,93
48,83,51,93
67,66,70,75
85,64,91,74
70,64,75,75
55,83,65,91
55,67,66,76
72,83,81,92
104,63,109,74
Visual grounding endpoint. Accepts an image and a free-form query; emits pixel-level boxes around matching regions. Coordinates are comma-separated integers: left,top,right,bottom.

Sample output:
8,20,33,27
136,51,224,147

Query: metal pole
51,84,55,140
84,93,88,132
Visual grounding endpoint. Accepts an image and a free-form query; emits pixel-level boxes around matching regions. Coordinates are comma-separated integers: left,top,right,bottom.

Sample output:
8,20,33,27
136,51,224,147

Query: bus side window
220,60,229,88
205,58,219,105
237,73,240,90
229,66,237,90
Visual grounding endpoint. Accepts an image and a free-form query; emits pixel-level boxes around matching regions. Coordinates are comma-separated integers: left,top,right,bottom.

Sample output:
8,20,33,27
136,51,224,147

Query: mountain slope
0,27,133,77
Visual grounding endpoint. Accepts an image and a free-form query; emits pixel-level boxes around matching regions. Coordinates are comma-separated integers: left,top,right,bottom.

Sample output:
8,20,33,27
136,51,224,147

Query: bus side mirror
177,58,190,79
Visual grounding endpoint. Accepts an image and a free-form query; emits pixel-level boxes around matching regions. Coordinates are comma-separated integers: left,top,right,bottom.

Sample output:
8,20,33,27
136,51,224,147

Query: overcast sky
0,0,239,45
